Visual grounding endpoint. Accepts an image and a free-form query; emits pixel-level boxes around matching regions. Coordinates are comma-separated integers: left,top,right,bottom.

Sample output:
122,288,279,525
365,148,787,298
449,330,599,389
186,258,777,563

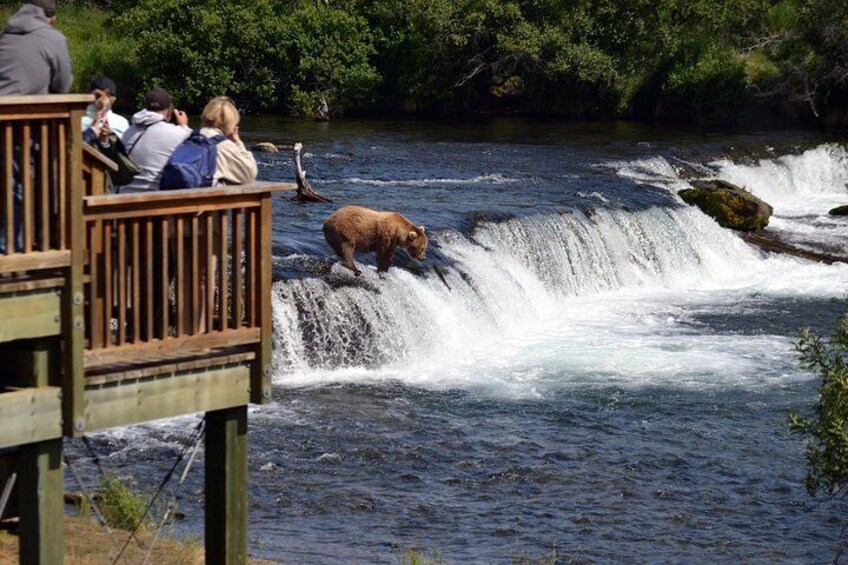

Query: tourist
83,76,130,142
198,96,257,185
0,0,72,95
119,88,190,193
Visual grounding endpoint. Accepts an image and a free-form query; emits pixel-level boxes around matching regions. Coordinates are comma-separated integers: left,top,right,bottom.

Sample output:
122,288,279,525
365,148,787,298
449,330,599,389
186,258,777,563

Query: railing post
63,107,86,436
251,193,273,405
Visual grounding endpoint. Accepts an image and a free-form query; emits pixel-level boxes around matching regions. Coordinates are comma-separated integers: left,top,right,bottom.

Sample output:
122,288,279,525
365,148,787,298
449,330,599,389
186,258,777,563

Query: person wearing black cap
119,88,191,193
0,0,72,95
83,76,130,140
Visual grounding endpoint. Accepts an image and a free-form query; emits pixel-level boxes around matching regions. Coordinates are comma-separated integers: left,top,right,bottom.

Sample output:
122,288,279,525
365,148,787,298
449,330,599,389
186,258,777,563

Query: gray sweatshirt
0,4,72,95
120,109,191,193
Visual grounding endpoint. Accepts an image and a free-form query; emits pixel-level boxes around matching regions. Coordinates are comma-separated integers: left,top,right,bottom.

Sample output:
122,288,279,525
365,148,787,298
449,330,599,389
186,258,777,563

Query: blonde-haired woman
200,96,257,185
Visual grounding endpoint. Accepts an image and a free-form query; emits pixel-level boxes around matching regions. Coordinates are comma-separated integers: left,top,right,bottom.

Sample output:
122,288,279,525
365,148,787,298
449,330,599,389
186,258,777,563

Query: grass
97,475,149,532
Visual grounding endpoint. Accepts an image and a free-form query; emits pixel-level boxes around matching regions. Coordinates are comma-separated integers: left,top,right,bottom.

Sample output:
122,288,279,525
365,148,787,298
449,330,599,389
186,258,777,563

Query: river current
68,119,848,563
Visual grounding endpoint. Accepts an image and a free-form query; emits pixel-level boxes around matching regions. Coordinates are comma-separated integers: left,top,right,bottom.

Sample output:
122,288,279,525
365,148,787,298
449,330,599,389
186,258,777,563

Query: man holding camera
120,88,191,193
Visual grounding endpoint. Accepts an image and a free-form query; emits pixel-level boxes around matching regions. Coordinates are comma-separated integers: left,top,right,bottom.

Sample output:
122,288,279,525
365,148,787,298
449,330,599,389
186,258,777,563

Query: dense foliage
790,306,848,497
5,0,847,123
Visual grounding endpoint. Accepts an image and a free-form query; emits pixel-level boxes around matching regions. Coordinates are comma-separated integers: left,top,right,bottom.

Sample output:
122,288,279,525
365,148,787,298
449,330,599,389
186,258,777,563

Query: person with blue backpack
160,96,257,190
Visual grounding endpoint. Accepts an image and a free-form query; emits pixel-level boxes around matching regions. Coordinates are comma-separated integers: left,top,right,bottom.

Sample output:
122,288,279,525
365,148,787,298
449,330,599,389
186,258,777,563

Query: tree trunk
292,142,332,203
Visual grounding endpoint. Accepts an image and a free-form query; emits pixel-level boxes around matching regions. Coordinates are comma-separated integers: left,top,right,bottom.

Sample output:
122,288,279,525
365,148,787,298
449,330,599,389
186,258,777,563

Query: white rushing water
273,191,847,396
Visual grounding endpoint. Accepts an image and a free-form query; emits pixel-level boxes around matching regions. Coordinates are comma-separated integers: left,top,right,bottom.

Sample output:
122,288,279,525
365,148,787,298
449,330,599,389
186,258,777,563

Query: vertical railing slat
206,213,214,334
57,122,67,250
145,218,154,342
245,208,256,328
233,209,243,329
160,217,169,339
22,124,32,252
103,221,113,347
191,215,199,335
4,123,13,254
176,215,185,337
39,122,50,250
117,220,127,345
132,220,140,342
219,211,228,332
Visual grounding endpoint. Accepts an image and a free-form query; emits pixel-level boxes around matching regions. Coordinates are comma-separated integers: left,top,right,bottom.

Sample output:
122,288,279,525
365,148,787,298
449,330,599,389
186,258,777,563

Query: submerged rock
678,179,773,231
252,142,279,153
829,205,848,216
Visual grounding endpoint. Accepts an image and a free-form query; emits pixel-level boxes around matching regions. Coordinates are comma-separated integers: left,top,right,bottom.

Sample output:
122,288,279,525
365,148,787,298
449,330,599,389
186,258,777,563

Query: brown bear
323,205,428,276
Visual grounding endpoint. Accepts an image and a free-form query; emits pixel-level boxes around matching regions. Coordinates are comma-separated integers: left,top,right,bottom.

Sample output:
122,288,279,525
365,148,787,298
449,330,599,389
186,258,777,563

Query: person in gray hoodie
0,0,72,95
120,88,191,193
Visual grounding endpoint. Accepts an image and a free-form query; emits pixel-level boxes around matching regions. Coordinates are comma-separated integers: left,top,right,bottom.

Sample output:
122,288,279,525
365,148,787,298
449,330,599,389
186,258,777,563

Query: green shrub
790,304,848,496
658,43,748,124
98,476,149,531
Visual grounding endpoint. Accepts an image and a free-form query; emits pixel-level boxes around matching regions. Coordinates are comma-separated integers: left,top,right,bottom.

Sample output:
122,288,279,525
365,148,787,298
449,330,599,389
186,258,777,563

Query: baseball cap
30,1,57,17
90,76,117,96
144,88,173,111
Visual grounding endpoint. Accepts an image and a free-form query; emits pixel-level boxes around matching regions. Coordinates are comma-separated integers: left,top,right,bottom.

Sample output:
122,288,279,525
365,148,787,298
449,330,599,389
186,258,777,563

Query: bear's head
405,226,428,261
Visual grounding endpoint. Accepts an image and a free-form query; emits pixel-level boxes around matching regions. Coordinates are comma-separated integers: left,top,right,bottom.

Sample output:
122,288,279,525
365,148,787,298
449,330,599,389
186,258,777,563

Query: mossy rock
829,205,848,216
678,179,773,231
252,142,279,153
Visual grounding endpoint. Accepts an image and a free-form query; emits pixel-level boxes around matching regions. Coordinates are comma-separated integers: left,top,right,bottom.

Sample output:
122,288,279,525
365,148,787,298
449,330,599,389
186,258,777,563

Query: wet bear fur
323,205,428,276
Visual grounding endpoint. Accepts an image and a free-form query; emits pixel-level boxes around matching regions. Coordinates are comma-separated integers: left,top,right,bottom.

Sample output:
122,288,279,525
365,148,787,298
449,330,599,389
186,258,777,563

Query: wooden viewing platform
0,95,295,564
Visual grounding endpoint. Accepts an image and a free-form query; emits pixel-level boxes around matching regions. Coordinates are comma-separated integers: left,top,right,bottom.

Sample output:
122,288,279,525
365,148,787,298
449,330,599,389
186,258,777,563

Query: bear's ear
408,230,418,241
418,225,426,233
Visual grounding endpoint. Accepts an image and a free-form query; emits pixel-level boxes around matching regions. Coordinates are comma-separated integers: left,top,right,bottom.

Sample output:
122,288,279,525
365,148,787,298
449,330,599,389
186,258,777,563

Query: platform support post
18,438,64,565
205,405,248,565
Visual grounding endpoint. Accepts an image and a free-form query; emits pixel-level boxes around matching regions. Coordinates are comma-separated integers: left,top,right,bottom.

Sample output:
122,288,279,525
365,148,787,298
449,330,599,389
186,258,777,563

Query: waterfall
272,205,764,373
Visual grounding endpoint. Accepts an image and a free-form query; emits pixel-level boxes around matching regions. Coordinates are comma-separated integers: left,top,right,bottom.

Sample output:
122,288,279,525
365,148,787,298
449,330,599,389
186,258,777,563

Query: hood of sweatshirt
3,4,51,35
131,109,167,127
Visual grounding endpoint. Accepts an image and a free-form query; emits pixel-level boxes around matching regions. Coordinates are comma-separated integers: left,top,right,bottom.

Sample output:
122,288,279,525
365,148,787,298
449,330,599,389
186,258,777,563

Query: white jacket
119,109,191,193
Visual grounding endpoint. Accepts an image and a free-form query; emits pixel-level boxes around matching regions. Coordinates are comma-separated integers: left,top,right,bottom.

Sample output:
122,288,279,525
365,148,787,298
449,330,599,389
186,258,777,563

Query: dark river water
67,118,848,563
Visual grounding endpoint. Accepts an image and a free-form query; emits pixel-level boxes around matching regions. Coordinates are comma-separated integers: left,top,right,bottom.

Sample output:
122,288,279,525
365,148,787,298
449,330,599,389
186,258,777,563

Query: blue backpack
160,130,227,190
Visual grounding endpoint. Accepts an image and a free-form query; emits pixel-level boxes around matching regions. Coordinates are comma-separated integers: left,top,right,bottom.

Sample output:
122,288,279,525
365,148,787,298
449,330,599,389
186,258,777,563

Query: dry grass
0,516,278,565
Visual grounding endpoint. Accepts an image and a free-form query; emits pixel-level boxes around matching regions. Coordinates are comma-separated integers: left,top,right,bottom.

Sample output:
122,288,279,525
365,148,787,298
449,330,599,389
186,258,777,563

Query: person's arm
216,133,258,185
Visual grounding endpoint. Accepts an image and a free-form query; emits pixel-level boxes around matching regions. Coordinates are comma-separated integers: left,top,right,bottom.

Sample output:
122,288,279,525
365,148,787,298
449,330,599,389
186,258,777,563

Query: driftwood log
293,142,332,203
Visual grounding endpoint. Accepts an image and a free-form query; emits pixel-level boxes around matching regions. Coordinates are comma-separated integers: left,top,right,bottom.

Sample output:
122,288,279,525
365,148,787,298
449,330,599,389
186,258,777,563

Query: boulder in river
828,205,848,216
252,142,279,153
678,179,773,232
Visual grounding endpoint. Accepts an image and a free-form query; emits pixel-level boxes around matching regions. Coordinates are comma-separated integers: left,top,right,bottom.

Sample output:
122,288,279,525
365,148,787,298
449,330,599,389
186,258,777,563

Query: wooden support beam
18,438,64,565
205,405,248,565
0,388,62,449
0,290,61,344
84,365,249,432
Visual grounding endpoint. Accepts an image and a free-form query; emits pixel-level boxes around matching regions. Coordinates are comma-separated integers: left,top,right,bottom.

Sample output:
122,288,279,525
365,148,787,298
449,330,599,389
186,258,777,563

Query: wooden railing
0,95,89,275
81,183,287,404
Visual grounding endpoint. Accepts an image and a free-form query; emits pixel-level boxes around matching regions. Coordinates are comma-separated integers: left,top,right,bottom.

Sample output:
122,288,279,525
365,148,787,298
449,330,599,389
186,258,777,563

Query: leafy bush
790,305,848,496
99,476,149,531
658,43,748,124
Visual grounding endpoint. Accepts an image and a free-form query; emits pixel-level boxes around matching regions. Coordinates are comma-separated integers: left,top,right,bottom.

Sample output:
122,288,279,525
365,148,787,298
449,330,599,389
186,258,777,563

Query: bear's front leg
340,242,362,276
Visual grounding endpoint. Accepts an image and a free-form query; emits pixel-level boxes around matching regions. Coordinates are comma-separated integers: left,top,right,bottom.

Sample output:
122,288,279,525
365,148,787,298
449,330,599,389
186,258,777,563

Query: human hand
98,122,112,142
228,126,241,143
173,109,189,126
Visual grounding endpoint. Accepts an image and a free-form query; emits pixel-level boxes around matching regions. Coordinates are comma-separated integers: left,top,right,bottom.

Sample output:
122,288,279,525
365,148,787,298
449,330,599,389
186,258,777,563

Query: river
68,118,848,563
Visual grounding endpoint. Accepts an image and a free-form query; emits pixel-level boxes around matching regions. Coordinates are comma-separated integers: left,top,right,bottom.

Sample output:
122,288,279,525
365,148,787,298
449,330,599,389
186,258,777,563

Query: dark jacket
0,4,72,95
